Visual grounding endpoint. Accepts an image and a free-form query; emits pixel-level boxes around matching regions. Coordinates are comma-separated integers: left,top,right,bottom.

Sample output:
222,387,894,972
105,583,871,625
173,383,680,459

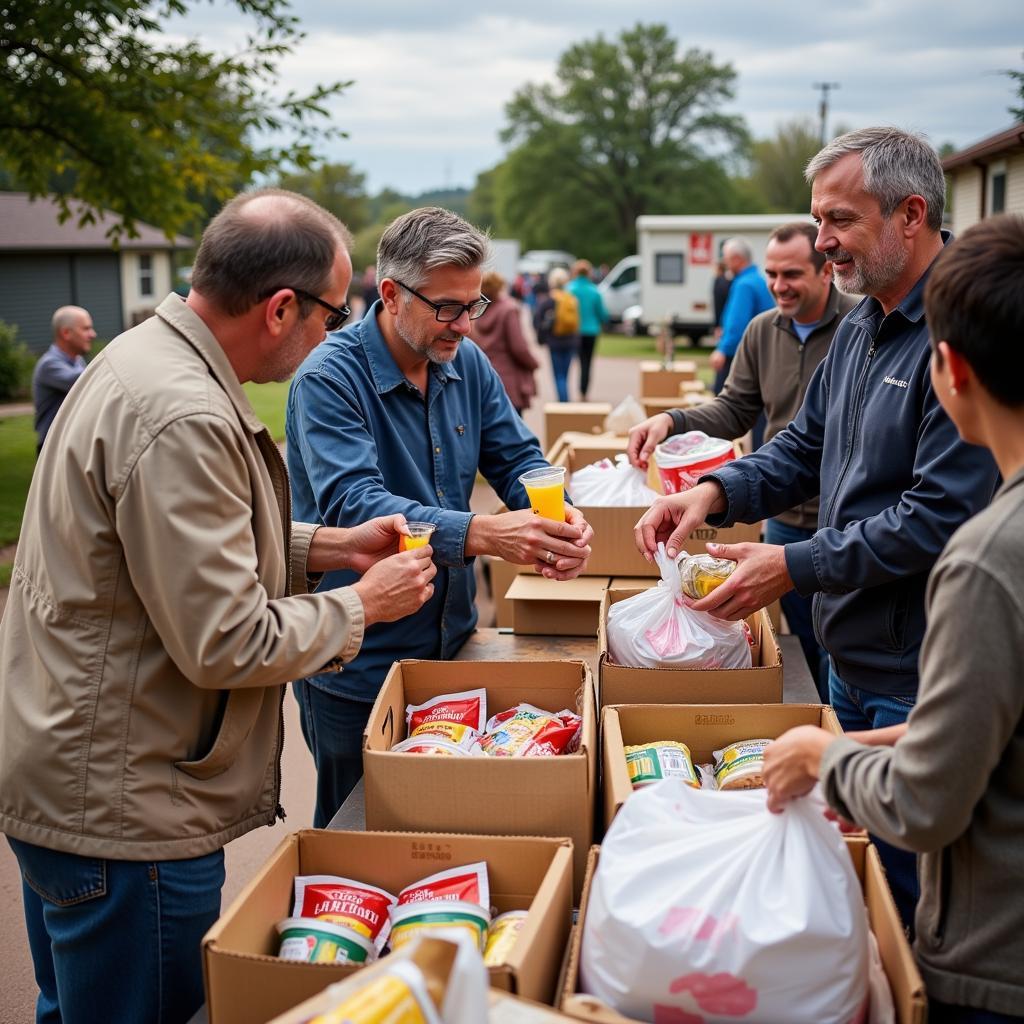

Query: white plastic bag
580,781,870,1024
568,455,660,507
604,394,648,434
607,544,751,670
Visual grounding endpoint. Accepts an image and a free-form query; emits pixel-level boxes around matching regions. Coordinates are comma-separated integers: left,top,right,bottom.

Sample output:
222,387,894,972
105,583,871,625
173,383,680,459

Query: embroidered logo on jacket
883,375,909,389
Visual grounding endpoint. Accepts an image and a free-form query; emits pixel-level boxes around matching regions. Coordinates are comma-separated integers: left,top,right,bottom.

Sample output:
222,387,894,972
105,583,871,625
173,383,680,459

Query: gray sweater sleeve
820,556,1024,852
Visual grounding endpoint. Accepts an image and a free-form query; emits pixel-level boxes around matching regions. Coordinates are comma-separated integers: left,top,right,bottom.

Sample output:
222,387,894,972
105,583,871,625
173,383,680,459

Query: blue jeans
763,518,829,699
294,680,374,828
549,347,576,403
7,836,224,1024
828,665,921,935
713,355,732,395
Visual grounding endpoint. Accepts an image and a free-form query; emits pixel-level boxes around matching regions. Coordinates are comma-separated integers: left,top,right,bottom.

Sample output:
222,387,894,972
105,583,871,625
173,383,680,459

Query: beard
395,307,463,364
826,218,908,297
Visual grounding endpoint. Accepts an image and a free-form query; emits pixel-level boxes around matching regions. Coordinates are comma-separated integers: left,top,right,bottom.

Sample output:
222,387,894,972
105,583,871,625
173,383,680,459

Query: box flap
507,575,609,603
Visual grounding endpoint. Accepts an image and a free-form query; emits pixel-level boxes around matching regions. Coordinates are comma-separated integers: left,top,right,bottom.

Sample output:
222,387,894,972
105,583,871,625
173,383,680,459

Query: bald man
32,305,96,451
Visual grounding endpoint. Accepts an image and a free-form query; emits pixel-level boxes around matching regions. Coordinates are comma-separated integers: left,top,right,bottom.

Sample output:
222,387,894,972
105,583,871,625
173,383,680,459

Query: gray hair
722,237,753,263
805,127,945,231
51,306,89,339
548,267,570,289
377,207,491,291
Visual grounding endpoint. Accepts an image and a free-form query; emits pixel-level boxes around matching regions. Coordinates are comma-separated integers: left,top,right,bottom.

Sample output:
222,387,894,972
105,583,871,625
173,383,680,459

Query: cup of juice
400,522,436,551
518,466,566,522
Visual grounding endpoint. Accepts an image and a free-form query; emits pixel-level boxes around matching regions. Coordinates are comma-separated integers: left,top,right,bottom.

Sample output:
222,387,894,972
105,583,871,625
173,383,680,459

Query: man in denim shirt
286,207,593,825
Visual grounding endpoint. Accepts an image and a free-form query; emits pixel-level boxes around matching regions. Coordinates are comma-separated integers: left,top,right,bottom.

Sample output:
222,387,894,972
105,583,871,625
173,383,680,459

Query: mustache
436,332,462,343
825,248,854,264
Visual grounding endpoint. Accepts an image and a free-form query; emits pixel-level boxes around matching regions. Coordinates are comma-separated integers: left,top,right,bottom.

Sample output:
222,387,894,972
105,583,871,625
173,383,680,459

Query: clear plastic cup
400,521,436,551
518,466,566,522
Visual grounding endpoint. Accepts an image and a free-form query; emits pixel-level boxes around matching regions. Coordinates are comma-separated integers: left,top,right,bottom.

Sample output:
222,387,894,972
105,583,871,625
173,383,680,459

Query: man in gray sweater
628,222,857,695
763,214,1024,1023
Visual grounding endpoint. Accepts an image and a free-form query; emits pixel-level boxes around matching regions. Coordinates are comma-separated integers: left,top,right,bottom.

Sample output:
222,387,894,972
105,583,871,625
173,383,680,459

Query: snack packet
389,900,490,954
390,736,474,756
398,862,490,911
479,704,582,757
713,738,772,790
482,910,529,967
277,917,376,964
404,689,487,751
293,875,398,954
304,956,444,1024
677,552,738,600
624,741,701,789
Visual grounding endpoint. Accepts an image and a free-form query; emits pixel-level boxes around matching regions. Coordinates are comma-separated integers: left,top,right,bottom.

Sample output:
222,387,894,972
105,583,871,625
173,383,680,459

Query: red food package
404,688,487,750
480,704,582,757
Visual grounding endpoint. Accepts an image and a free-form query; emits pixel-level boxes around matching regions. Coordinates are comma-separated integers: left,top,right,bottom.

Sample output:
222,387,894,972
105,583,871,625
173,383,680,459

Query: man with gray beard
285,207,593,826
634,128,999,930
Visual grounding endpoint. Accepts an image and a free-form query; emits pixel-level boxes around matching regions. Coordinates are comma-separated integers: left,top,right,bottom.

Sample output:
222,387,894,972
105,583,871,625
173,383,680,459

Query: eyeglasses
394,280,491,323
262,287,351,331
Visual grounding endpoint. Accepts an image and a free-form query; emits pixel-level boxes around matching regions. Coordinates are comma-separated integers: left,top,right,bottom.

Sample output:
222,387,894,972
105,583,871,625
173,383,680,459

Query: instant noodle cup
482,910,529,967
292,875,398,954
276,917,376,964
388,900,490,954
397,862,489,910
479,704,582,757
389,735,475,756
404,689,487,750
304,956,444,1024
677,552,738,600
653,431,735,495
713,737,772,790
624,740,701,789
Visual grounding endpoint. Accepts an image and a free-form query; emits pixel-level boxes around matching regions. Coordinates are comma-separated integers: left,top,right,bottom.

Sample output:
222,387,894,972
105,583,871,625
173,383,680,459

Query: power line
813,82,841,146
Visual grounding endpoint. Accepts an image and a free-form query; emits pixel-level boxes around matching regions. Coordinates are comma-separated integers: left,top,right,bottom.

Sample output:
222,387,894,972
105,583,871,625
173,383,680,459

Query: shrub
0,321,35,401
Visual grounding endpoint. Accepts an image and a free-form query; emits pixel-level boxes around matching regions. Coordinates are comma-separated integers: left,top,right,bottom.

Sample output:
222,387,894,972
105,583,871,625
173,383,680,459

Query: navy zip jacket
704,242,999,696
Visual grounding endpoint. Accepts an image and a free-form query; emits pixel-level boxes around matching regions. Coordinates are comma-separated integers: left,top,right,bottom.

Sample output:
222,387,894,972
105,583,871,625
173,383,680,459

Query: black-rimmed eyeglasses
262,287,351,331
394,280,490,323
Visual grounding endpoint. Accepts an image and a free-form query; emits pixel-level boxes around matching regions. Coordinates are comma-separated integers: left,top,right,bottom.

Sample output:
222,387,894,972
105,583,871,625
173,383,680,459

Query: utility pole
813,81,841,146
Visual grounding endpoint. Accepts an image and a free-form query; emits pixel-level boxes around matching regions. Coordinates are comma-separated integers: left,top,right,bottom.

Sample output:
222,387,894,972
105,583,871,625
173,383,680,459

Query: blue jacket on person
717,264,773,358
704,241,999,696
566,276,609,337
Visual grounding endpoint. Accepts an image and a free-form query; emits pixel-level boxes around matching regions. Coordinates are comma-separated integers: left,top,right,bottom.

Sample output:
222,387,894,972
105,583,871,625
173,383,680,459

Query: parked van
517,249,576,275
598,255,641,322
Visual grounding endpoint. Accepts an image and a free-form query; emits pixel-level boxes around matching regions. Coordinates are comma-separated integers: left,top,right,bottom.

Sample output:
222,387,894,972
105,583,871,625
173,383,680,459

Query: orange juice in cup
518,466,566,522
400,522,436,551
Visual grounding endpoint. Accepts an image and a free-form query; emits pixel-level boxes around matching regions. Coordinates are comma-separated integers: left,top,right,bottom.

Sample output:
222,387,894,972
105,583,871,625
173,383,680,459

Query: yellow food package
307,959,441,1024
482,910,528,967
713,738,771,790
677,552,737,600
624,741,701,789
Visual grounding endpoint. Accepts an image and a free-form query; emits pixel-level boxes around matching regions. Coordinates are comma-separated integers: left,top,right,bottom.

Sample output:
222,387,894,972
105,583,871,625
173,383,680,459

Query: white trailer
488,238,521,283
633,213,813,341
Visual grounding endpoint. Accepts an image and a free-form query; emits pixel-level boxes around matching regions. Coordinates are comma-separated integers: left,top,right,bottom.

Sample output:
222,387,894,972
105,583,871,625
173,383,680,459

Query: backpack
552,289,580,336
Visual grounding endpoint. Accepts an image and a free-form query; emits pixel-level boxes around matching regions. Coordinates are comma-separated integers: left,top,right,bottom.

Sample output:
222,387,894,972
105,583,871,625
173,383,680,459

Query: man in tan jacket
0,189,436,1024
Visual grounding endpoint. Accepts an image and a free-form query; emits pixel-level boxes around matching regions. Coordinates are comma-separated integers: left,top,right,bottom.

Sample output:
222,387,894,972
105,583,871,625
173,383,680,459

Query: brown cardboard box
486,556,526,628
560,841,926,1024
679,379,706,395
550,436,761,577
608,577,660,591
508,575,611,636
545,403,613,449
363,659,597,897
639,395,684,418
639,360,698,396
202,830,573,1024
599,594,783,706
601,703,843,829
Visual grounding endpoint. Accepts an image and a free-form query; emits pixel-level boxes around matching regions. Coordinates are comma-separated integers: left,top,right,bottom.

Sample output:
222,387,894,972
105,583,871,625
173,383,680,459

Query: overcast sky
169,0,1022,194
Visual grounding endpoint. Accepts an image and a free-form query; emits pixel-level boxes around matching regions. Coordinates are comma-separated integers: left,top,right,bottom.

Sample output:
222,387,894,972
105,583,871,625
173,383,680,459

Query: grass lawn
0,414,35,549
597,333,715,388
243,380,291,441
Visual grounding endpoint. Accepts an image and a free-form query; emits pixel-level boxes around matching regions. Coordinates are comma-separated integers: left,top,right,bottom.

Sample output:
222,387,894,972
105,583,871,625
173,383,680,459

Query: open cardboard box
601,703,843,830
485,555,526,628
560,841,927,1024
507,574,611,636
599,593,783,707
545,403,613,449
639,360,698,396
202,829,573,1024
363,660,597,899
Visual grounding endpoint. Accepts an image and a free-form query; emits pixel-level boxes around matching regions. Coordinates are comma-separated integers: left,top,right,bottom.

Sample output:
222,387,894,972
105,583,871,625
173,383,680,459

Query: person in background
472,270,539,415
627,223,858,696
534,266,581,403
360,264,379,317
764,214,1024,1024
711,259,732,342
711,238,773,394
32,304,95,452
567,258,609,401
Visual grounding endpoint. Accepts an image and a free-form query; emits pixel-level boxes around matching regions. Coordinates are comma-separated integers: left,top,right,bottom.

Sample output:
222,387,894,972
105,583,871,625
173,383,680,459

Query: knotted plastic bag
607,544,751,670
568,455,661,507
604,394,648,434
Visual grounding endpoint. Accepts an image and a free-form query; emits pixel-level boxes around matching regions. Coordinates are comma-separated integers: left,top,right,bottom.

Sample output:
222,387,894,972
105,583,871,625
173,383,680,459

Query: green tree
497,23,748,257
747,118,822,212
277,162,371,233
0,0,349,240
1007,52,1024,121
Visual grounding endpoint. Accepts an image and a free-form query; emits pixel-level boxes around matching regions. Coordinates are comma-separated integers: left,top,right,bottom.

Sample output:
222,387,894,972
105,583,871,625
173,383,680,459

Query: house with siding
0,193,192,353
942,124,1024,235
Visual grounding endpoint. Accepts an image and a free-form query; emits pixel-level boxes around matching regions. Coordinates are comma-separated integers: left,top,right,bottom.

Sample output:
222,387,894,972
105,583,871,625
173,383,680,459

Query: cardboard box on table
202,830,573,1024
600,703,843,830
544,402,612,449
639,359,698,396
485,556,525,628
507,574,611,636
679,379,707,395
363,659,597,899
559,841,927,1024
599,592,783,707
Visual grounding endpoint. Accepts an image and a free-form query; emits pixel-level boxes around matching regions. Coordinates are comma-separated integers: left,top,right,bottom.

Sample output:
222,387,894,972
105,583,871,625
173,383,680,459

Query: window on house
138,254,154,297
988,162,1007,216
655,252,684,284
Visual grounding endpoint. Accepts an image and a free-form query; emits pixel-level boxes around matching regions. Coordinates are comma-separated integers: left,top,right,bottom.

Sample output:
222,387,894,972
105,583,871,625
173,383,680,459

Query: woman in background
567,259,609,401
533,267,580,403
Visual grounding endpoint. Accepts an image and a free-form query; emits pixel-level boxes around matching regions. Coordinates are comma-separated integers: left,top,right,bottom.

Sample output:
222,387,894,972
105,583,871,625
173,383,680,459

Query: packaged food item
677,552,738,600
398,862,490,911
482,910,529,967
292,875,398,953
653,431,735,494
624,741,701,789
712,738,771,790
276,917,376,964
388,900,491,953
479,704,582,757
404,689,487,751
390,736,473,756
304,956,444,1024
